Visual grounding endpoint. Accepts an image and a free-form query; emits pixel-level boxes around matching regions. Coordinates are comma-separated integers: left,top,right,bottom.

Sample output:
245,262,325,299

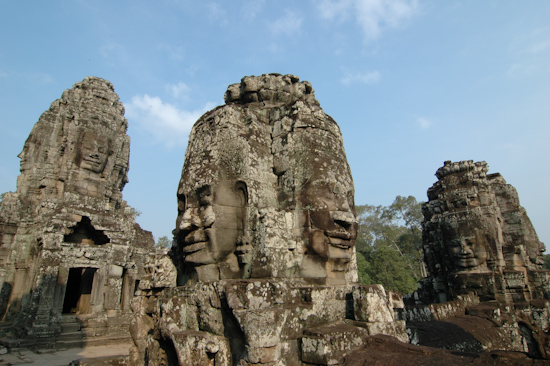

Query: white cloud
166,82,191,100
317,0,353,21
27,72,54,84
157,43,185,61
242,0,265,20
317,0,418,41
206,2,228,26
510,27,550,55
268,9,303,36
507,63,535,78
341,70,381,85
100,42,128,65
125,95,214,148
416,117,432,129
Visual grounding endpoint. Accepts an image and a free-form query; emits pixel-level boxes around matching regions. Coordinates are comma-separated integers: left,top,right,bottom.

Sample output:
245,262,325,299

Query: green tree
355,195,424,295
387,195,426,278
362,244,418,294
544,254,550,271
129,207,142,218
156,236,172,248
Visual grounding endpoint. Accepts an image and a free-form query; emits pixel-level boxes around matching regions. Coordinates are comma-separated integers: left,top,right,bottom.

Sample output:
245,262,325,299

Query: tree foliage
544,254,550,271
156,236,172,248
129,207,142,218
355,195,425,295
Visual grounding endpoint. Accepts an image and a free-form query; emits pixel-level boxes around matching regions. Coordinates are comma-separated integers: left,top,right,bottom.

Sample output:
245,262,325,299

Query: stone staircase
0,313,133,354
55,315,84,349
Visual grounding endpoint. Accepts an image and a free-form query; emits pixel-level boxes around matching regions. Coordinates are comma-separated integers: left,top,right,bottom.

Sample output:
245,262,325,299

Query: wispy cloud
507,63,535,78
157,43,185,61
206,2,228,26
166,82,191,101
317,0,418,41
242,0,266,20
27,72,54,84
341,70,381,85
416,117,432,129
100,42,128,65
510,27,550,55
125,95,214,148
507,27,550,78
268,9,303,36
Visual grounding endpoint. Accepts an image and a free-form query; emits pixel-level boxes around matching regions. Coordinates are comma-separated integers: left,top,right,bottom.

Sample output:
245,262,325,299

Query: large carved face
77,130,112,173
444,221,490,270
303,183,357,274
18,136,40,173
177,181,247,281
526,240,546,267
292,126,358,282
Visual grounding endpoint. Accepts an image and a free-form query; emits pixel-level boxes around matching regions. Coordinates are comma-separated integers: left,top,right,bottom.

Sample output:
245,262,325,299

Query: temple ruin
1,76,549,365
0,77,156,349
130,74,407,366
407,160,550,358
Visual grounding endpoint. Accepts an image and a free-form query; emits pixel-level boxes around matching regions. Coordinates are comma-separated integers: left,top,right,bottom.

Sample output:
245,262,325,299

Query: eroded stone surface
173,73,358,285
130,74,407,366
407,160,550,359
0,77,156,347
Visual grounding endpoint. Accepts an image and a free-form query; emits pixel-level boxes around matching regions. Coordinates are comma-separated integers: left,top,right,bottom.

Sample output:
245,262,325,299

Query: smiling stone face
299,181,357,283
77,130,113,173
14,77,130,208
177,182,247,281
174,74,358,284
444,222,489,270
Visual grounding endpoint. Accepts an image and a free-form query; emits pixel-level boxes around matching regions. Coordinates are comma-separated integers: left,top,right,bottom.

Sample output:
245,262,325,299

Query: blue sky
1,1,549,247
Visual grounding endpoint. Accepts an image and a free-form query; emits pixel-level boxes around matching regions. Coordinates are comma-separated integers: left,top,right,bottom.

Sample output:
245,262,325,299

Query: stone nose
459,241,470,253
179,208,202,231
330,211,357,230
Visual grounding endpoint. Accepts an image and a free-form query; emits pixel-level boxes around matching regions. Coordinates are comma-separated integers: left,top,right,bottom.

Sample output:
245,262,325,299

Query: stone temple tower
0,77,154,348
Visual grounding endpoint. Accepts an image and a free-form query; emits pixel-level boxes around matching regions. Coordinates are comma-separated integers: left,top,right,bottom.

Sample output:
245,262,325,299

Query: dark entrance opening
158,336,179,366
64,216,110,245
62,267,97,314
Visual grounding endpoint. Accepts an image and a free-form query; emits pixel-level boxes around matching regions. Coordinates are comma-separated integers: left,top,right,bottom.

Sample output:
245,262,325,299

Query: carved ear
177,193,186,216
235,181,248,206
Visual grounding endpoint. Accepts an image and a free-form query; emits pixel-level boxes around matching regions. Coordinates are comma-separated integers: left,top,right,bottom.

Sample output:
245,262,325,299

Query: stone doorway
62,267,97,314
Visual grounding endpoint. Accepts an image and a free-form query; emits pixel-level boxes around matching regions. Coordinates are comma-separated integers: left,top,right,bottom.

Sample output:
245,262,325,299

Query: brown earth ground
344,335,550,366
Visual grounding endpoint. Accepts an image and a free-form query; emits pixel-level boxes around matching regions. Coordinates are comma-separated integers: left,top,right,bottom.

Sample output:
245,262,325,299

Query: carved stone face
78,131,112,173
305,184,356,262
299,180,357,282
178,182,246,280
526,240,546,266
18,138,39,173
445,222,489,270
